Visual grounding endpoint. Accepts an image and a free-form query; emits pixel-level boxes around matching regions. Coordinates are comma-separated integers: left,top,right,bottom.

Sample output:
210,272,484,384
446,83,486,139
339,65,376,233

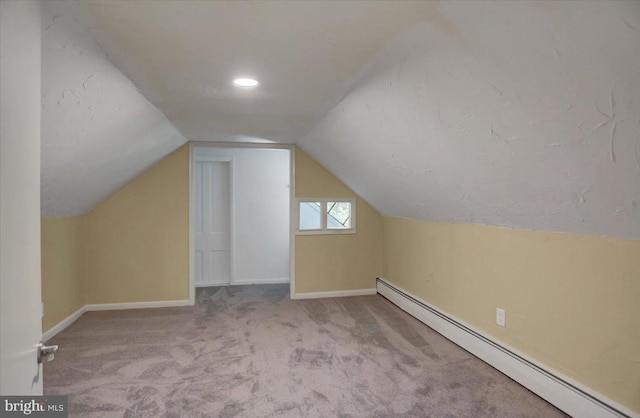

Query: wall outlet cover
496,307,506,327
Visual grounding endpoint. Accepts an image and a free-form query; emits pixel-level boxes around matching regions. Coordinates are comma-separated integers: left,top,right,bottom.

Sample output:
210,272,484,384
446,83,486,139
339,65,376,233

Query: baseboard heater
376,278,637,418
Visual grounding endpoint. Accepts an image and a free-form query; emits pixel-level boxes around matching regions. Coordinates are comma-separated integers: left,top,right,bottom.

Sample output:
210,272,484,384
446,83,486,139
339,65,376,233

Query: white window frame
295,198,356,235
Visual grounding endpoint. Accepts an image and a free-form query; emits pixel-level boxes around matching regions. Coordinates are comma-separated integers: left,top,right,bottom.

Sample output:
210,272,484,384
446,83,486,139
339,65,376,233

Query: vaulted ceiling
42,1,186,217
42,1,640,239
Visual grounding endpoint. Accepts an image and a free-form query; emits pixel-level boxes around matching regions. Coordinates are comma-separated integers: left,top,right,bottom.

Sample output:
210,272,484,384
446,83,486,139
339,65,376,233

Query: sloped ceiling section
68,0,435,143
299,1,640,240
41,1,187,218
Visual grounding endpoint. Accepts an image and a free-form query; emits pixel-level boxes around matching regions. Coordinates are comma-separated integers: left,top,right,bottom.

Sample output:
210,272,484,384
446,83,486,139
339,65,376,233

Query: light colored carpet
44,285,567,417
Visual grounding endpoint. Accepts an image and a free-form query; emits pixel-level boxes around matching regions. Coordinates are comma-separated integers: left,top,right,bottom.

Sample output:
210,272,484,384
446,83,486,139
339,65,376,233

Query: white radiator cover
376,278,637,418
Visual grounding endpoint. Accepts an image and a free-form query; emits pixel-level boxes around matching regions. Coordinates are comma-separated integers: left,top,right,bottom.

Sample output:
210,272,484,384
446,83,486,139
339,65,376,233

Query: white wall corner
42,305,88,342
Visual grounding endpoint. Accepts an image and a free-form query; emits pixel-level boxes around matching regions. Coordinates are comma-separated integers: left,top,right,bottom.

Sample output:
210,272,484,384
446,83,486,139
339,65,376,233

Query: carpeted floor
44,285,567,417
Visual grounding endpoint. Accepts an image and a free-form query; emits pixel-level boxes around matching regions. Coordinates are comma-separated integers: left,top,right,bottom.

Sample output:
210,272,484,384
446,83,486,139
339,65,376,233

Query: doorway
191,144,292,295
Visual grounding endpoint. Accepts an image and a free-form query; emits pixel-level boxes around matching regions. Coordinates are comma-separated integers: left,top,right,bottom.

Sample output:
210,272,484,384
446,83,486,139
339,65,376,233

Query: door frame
189,142,296,304
193,155,234,287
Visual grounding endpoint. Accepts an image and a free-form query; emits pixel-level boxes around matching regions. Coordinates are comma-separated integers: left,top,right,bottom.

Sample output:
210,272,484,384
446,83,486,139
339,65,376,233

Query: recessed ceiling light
233,78,259,88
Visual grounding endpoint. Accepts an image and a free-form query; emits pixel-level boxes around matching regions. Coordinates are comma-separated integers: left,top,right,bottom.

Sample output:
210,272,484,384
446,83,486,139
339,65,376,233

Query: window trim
295,198,356,235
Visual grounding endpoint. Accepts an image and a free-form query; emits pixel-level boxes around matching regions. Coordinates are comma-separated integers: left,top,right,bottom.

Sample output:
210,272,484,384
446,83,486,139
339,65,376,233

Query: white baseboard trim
195,283,230,287
292,288,377,300
232,278,290,285
196,278,290,288
376,278,637,418
85,300,192,311
42,305,88,342
42,299,193,341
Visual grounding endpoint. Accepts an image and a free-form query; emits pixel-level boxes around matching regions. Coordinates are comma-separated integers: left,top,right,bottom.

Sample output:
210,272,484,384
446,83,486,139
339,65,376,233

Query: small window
296,198,356,235
299,201,322,230
327,201,351,229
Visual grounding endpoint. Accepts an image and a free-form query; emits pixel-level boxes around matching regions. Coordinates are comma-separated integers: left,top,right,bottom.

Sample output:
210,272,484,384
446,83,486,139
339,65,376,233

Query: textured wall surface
41,1,640,239
382,217,640,412
84,145,190,304
41,2,186,217
41,217,85,332
300,1,640,239
295,148,383,294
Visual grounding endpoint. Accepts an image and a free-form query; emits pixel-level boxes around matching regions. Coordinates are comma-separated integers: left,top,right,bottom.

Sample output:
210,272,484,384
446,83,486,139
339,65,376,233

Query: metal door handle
37,342,58,363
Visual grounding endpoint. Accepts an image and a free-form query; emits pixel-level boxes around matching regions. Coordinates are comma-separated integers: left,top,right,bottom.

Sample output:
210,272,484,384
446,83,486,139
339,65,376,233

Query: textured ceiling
41,1,186,217
299,1,640,239
70,0,435,143
41,1,640,239
41,0,434,217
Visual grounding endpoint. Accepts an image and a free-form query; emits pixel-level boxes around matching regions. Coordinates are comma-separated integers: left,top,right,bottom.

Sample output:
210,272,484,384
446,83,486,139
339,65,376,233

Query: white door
194,160,231,286
0,0,44,395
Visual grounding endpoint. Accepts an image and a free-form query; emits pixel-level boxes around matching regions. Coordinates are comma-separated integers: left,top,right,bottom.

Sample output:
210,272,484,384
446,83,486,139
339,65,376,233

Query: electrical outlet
496,307,506,327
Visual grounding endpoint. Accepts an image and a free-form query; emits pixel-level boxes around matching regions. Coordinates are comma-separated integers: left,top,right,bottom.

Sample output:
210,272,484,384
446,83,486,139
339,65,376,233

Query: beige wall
84,145,190,304
295,147,383,293
39,143,639,411
41,145,190,331
382,217,640,411
41,217,85,332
